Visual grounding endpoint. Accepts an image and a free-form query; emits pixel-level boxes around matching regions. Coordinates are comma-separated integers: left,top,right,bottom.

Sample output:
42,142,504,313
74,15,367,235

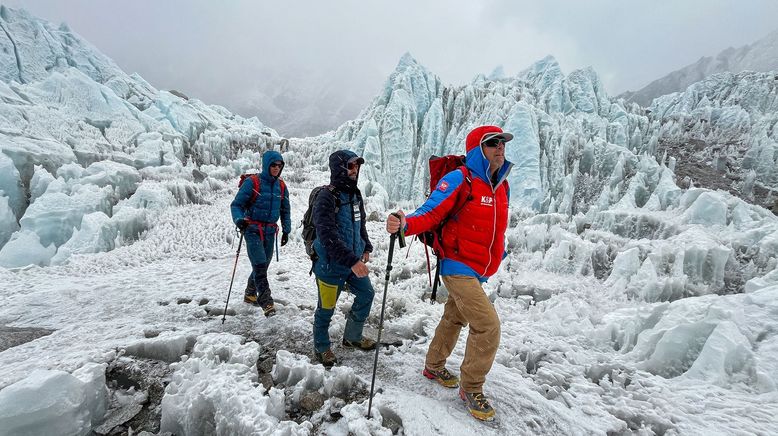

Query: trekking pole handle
391,213,406,248
385,233,396,282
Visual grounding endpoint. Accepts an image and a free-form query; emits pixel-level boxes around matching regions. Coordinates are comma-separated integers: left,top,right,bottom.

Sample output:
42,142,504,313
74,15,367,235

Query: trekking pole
430,260,441,303
222,230,245,324
368,215,405,418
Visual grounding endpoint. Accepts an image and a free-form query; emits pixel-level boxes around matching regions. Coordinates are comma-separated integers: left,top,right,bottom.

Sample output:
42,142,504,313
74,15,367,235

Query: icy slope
0,7,286,266
641,70,778,210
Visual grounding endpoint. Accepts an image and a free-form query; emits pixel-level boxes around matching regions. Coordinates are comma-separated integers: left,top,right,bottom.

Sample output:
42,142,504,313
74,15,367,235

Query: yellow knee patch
317,279,339,309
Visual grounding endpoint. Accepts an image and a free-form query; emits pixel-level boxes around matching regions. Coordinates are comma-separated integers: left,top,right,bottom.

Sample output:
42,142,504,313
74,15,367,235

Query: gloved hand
281,232,289,246
236,219,248,231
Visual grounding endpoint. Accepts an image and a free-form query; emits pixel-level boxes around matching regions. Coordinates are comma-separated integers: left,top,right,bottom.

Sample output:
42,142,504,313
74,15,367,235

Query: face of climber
346,157,362,181
269,161,283,177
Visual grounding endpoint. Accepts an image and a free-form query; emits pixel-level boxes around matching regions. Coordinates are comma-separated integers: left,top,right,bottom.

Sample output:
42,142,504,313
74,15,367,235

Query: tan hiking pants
425,274,501,393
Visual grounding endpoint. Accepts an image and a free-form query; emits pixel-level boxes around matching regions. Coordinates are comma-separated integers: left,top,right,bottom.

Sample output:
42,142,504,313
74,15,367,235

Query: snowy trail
2,184,778,435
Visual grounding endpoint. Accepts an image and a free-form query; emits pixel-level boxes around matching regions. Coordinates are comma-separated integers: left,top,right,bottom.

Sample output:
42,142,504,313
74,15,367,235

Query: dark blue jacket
313,150,372,272
230,150,291,234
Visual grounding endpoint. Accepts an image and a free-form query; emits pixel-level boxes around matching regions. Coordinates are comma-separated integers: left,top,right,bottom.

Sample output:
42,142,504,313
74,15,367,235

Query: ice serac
599,286,778,391
0,6,281,263
0,229,56,267
641,70,778,210
0,6,154,106
0,363,107,436
319,53,652,212
0,195,18,247
160,333,309,435
334,53,444,201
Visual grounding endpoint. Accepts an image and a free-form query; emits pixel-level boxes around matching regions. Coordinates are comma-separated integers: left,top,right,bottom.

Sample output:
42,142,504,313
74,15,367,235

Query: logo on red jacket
438,181,449,192
481,195,493,206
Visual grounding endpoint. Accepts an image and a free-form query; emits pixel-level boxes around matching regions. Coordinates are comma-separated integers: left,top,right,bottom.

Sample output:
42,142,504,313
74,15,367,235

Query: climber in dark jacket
311,150,375,367
230,150,291,317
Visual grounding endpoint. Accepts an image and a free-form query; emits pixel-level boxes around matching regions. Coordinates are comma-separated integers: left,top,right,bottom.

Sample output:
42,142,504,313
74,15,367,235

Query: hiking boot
342,337,376,351
244,294,259,306
422,367,459,388
262,303,276,317
315,349,338,367
459,388,495,421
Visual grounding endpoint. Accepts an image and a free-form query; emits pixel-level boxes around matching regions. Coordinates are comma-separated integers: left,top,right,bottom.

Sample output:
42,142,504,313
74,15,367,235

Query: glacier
1,5,778,436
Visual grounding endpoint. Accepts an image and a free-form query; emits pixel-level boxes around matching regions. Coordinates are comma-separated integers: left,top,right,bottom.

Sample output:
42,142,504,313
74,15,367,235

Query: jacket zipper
350,193,357,253
483,191,496,276
483,169,508,276
268,179,276,223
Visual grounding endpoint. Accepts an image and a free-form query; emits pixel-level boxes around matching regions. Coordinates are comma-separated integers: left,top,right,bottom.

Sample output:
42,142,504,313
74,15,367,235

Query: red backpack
238,173,286,206
417,155,473,302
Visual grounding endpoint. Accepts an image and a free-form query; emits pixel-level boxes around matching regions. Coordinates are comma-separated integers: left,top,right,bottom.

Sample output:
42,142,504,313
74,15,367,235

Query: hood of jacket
328,149,361,192
464,144,513,188
261,150,284,182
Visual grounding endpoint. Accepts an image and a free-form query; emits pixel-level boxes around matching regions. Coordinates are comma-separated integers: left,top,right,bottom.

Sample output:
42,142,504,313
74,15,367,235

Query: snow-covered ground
2,164,778,434
2,5,778,435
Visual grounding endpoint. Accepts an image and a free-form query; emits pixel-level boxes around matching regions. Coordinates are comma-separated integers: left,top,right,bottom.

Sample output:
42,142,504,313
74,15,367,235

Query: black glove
236,219,248,231
280,232,289,246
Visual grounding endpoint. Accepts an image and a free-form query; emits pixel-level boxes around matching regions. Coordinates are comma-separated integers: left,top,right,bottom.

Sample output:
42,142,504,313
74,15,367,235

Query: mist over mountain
621,29,778,107
224,63,383,138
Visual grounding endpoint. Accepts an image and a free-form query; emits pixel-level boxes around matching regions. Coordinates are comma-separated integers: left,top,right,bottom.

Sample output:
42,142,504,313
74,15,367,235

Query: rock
259,373,273,391
93,403,143,435
205,307,236,317
0,326,55,352
299,392,325,413
257,357,274,374
191,168,207,182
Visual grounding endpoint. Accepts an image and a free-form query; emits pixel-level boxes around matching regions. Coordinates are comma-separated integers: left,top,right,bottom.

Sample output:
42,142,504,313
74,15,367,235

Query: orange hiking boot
459,388,495,421
422,367,459,388
262,303,276,317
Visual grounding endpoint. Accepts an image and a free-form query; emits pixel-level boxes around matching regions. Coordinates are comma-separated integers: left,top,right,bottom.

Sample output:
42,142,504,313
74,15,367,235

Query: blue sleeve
281,184,291,234
230,182,253,224
313,190,360,268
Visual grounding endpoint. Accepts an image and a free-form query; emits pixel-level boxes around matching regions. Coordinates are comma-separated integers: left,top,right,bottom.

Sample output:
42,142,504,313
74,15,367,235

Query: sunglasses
269,162,284,168
481,137,506,148
346,162,362,170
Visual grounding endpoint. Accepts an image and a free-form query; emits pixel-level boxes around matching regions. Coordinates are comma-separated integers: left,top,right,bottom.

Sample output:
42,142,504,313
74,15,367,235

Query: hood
328,149,361,192
261,150,284,180
465,145,513,188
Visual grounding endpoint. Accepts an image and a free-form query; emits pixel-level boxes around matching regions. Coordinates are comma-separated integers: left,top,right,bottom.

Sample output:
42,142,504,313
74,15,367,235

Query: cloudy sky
7,0,778,131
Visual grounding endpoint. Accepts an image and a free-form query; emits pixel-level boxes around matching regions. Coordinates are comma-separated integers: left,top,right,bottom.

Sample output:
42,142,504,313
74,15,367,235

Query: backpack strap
431,167,473,256
279,179,286,199
424,166,473,303
249,174,260,205
325,185,341,212
446,166,473,224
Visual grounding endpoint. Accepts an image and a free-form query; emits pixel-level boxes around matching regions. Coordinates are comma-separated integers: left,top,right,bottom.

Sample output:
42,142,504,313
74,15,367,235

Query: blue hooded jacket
230,150,291,234
312,150,373,275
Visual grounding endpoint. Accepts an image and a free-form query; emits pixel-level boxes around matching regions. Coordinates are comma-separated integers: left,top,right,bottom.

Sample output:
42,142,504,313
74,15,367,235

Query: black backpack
301,185,340,266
